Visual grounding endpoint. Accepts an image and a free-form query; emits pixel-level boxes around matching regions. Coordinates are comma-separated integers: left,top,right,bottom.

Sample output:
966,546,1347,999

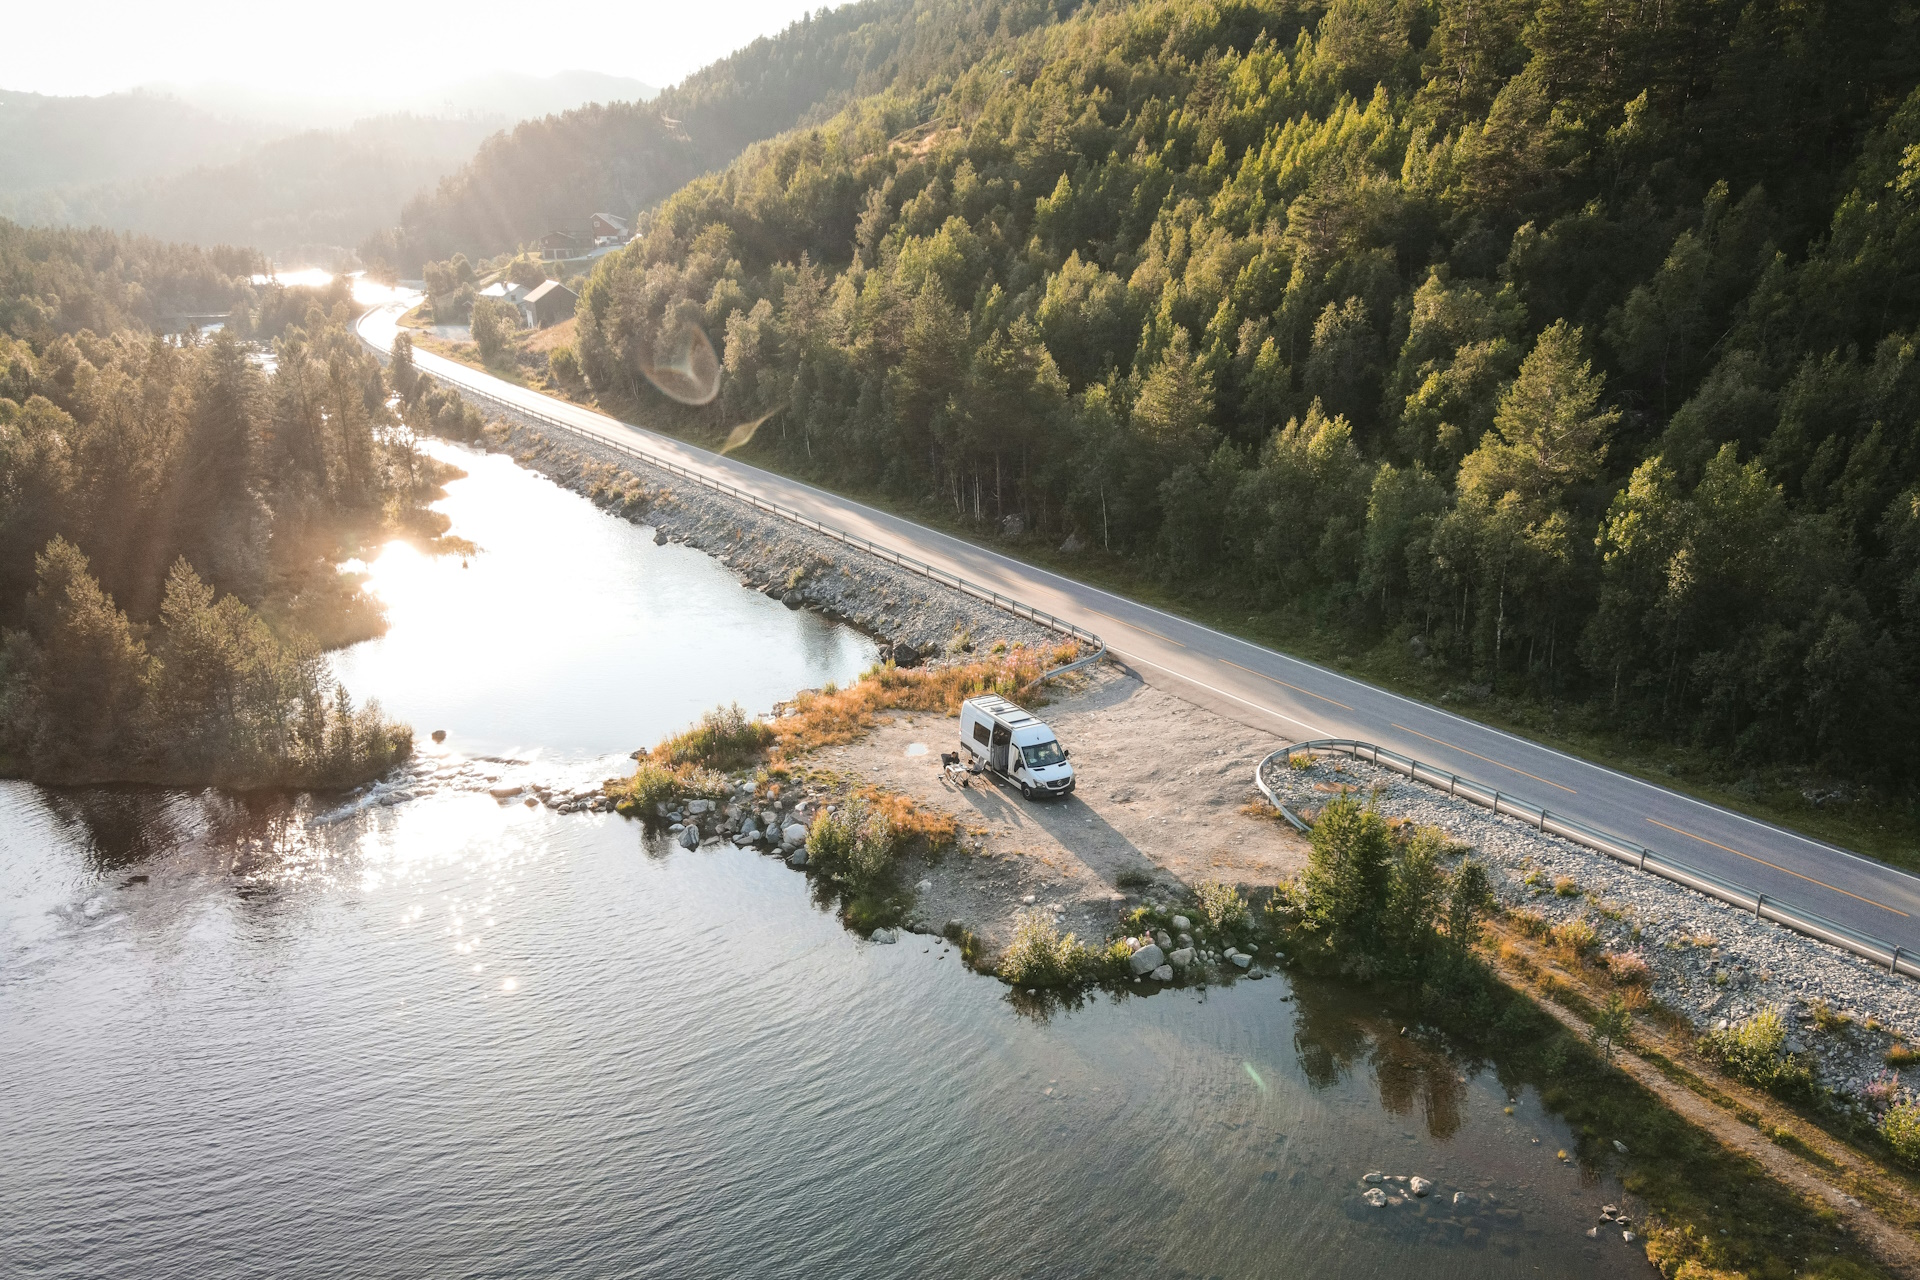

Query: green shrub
610,760,729,815
996,912,1125,987
805,796,896,891
1193,878,1250,934
1550,917,1599,955
1700,1008,1813,1097
1298,794,1394,946
655,702,774,771
1882,1098,1920,1165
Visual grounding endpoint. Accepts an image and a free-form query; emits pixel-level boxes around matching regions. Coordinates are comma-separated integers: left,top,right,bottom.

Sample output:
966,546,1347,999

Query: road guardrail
1255,738,1920,982
359,320,1105,689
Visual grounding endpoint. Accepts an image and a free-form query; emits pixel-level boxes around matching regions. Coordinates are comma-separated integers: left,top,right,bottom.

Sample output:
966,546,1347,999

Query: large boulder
1128,943,1166,976
1169,947,1195,969
1170,914,1191,931
783,822,809,845
1230,953,1252,970
890,642,923,669
687,799,713,815
678,824,700,849
1150,964,1173,981
786,848,809,868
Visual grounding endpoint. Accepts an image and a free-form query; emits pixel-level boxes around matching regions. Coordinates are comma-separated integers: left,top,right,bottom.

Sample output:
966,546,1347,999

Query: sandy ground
805,664,1310,953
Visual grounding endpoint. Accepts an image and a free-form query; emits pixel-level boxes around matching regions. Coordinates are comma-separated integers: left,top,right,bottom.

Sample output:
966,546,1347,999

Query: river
0,441,1646,1278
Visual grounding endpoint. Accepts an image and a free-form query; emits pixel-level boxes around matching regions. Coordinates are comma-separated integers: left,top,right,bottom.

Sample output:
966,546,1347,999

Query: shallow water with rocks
2,442,1646,1278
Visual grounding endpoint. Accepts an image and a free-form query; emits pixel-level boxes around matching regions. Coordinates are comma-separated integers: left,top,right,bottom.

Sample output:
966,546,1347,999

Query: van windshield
1022,739,1066,768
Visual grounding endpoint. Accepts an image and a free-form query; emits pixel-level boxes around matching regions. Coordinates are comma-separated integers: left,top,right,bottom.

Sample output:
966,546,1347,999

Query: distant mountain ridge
361,0,1039,271
0,70,659,261
144,70,658,131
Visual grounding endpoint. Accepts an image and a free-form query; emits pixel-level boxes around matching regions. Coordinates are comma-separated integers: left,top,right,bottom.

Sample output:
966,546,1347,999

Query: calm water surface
0,446,1648,1278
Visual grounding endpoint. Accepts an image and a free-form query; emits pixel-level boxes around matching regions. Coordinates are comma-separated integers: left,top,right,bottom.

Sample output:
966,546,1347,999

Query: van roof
965,694,1040,727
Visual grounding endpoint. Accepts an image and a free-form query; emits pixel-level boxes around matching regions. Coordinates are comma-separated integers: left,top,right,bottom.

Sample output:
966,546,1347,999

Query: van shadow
941,770,1168,894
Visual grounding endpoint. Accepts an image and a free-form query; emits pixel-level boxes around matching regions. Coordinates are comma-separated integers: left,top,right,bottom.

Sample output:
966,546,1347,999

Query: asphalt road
361,304,1920,955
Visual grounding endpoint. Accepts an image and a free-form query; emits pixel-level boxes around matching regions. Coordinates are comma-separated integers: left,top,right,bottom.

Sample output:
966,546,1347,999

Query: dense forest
567,0,1920,787
361,0,1076,271
0,222,430,787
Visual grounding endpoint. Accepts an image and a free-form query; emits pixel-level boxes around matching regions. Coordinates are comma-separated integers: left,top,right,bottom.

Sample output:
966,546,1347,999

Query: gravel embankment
472,414,1060,659
1261,753,1920,1105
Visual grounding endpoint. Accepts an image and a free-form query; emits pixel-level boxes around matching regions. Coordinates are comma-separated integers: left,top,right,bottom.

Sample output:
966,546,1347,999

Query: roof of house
592,212,629,229
478,281,526,300
521,280,576,305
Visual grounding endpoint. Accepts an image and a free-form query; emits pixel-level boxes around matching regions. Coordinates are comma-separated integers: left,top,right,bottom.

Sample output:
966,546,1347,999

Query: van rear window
972,723,990,744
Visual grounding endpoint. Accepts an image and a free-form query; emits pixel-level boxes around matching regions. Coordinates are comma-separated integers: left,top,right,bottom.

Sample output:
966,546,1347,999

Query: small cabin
590,212,630,242
519,279,578,328
538,230,589,261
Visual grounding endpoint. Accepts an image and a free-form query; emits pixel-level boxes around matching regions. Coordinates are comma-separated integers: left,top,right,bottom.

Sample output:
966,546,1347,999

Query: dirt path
807,665,1309,952
1486,948,1920,1277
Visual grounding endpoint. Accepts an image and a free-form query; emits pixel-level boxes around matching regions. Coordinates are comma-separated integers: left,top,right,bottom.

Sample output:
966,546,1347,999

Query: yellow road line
1390,723,1577,794
1219,659,1353,710
1645,818,1909,917
1085,607,1185,647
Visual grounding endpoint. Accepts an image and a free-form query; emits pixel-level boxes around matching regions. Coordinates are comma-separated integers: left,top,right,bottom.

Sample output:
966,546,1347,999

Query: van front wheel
1019,782,1033,800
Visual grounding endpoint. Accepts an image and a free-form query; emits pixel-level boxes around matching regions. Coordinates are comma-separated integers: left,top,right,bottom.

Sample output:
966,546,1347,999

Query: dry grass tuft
857,785,959,848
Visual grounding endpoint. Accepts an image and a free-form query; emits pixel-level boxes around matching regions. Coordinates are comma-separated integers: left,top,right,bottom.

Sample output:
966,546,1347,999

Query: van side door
990,723,1011,772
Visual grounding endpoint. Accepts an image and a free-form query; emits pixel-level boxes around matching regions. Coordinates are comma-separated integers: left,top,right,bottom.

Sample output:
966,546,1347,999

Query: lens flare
718,403,786,455
639,321,721,405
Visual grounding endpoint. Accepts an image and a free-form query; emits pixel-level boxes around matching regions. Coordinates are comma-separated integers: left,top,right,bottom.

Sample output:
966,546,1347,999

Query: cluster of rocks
1122,913,1265,983
336,752,619,816
1261,754,1920,1107
1358,1170,1435,1207
478,416,1060,658
1585,1203,1638,1244
658,786,816,863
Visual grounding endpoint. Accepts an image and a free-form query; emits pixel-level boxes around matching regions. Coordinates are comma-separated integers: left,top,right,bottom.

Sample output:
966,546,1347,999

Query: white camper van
959,695,1075,800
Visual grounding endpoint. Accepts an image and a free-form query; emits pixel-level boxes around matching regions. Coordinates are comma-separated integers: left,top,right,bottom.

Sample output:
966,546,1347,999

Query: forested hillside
0,222,428,787
361,0,1075,271
577,0,1920,787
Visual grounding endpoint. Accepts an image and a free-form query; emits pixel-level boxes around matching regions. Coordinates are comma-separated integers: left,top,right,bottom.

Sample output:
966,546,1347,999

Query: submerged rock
1363,1188,1388,1208
1409,1176,1432,1197
678,825,700,849
786,848,809,869
871,928,898,944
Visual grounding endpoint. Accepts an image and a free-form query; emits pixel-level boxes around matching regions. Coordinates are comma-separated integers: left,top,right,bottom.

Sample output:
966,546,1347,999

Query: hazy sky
7,0,827,98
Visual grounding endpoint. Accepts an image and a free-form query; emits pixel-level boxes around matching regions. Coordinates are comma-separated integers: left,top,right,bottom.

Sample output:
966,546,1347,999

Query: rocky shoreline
1260,751,1920,1110
464,414,1061,661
